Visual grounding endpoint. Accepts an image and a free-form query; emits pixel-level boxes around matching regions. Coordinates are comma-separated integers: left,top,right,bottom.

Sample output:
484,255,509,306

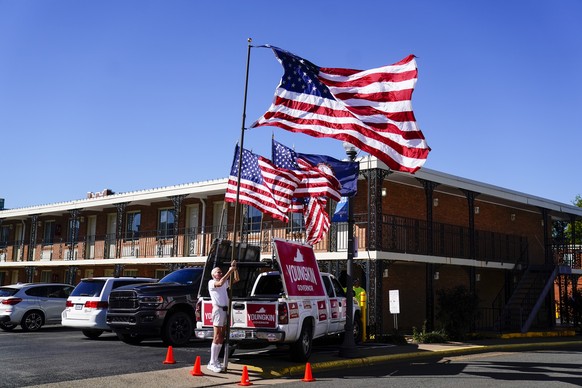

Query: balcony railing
0,213,529,266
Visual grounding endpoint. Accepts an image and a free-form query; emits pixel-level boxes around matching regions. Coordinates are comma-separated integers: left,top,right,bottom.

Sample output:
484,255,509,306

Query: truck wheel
117,333,143,345
290,321,313,362
82,329,104,339
161,311,193,347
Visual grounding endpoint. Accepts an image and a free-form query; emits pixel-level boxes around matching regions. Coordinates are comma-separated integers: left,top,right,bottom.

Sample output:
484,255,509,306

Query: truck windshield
253,275,284,296
160,268,203,285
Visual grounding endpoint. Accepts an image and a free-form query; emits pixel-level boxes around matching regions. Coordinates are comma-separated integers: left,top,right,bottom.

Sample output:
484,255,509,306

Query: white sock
211,343,221,365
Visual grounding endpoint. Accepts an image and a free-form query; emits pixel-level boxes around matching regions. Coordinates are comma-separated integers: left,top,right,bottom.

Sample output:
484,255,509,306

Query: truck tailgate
200,300,278,329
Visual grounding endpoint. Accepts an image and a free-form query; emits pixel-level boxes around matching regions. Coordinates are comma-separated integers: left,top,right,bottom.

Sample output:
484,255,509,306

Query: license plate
229,330,245,340
75,304,83,310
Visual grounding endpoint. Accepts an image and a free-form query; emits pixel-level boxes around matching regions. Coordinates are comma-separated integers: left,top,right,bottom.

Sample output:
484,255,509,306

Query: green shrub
436,285,479,341
411,321,449,344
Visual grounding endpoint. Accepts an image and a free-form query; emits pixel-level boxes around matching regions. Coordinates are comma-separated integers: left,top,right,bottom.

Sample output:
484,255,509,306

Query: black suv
106,267,203,346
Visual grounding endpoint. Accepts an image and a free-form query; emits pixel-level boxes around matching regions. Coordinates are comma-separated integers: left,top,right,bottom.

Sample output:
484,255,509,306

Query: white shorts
212,306,227,327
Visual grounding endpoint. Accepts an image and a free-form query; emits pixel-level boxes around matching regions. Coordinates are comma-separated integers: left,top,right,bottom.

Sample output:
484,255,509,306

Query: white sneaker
207,363,222,373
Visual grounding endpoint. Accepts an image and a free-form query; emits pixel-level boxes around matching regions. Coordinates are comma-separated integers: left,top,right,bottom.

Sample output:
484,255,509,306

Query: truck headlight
139,296,164,304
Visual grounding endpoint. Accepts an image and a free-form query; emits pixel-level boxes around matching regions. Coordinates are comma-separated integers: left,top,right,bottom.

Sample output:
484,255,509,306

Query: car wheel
290,321,313,362
21,311,43,332
0,322,17,331
82,329,104,339
117,332,143,345
161,311,193,347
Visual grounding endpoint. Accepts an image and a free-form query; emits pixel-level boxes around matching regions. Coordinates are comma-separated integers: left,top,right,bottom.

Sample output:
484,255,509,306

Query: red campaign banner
288,302,299,320
246,303,277,328
203,302,213,326
274,239,325,298
317,300,327,321
330,298,339,319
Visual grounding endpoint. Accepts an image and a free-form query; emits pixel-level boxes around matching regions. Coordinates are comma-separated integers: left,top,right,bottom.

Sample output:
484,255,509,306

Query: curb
266,338,582,379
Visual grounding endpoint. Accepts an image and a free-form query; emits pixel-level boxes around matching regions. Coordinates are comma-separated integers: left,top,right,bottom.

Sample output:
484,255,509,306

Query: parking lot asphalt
27,330,582,388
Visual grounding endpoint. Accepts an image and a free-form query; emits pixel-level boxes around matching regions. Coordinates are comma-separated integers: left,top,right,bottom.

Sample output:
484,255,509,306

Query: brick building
1,156,580,335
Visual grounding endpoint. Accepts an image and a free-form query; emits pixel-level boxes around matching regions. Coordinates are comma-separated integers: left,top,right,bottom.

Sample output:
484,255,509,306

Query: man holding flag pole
222,40,429,369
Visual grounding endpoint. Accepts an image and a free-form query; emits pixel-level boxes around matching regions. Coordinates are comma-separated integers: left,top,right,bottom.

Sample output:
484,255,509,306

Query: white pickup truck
194,239,361,362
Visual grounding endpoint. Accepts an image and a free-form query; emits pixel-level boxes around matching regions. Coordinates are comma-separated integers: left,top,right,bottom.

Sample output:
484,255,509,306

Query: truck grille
108,290,139,309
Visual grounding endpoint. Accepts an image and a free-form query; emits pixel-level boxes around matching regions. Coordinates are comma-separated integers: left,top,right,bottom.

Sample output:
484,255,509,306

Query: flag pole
223,37,253,373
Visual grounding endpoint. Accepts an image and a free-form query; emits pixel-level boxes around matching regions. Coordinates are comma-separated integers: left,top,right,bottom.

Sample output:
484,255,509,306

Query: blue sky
1,1,581,209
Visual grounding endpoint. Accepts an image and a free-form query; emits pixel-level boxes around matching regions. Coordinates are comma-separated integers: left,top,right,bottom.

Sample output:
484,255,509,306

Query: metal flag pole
223,37,253,373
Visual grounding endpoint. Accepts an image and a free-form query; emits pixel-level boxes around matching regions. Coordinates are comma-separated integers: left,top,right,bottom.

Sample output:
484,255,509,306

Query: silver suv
62,277,157,339
0,283,74,332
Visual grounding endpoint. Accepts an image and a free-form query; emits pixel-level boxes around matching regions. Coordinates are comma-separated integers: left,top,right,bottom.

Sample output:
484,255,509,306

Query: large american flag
225,145,300,222
252,46,430,173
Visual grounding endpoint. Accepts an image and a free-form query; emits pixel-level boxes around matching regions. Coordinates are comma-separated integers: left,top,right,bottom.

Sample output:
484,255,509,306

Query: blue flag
272,140,359,197
331,196,349,222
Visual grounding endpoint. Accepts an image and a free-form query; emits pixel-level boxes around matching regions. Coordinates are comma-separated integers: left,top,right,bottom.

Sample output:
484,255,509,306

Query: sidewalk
30,330,582,388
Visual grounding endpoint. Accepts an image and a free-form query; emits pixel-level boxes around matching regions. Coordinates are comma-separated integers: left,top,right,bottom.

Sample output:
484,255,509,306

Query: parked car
0,283,74,332
61,277,157,339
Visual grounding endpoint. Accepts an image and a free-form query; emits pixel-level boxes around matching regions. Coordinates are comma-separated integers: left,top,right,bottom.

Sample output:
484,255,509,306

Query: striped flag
225,145,300,222
303,197,330,245
252,46,430,173
272,140,341,201
272,140,345,245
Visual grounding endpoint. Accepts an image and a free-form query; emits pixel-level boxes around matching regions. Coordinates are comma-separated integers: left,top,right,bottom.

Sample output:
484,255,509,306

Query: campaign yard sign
273,239,325,298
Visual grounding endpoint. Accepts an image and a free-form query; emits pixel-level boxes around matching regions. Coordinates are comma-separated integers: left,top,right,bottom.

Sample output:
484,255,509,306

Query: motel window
158,209,176,239
125,211,141,240
43,221,55,245
67,219,80,244
123,269,138,277
243,206,262,233
288,212,304,234
0,226,10,248
155,269,170,279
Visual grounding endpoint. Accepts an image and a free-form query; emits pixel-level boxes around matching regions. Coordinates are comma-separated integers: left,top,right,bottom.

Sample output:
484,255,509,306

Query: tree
563,195,582,244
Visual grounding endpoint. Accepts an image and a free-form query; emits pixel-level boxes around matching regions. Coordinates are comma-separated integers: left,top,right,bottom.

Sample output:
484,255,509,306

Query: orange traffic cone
301,362,315,382
163,346,176,364
237,365,253,386
190,355,203,376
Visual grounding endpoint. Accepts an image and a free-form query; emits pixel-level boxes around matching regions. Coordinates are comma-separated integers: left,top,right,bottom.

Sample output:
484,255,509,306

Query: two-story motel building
1,156,581,336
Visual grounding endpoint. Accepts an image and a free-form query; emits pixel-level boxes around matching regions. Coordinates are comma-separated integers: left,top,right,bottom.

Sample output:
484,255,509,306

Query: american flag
303,197,330,245
252,46,430,173
272,140,340,245
272,140,341,202
225,145,300,222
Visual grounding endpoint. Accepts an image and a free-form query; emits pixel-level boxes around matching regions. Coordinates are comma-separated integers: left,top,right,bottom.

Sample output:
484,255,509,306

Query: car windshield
70,280,106,297
0,287,18,297
160,268,202,285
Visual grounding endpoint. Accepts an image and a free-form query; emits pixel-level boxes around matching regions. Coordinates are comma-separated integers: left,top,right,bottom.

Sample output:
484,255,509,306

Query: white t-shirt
208,278,230,307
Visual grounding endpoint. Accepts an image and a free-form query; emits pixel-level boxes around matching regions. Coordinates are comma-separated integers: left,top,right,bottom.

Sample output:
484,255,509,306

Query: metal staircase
498,265,558,333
